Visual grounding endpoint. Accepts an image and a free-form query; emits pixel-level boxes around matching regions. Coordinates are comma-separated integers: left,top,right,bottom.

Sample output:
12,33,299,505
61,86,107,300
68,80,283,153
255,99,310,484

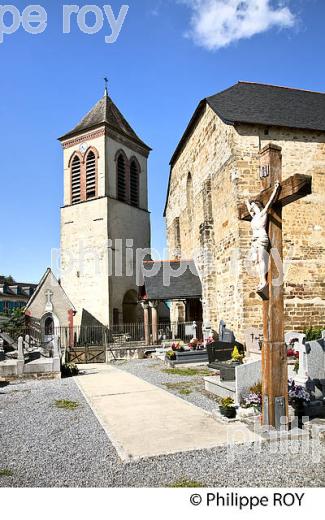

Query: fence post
17,336,24,376
53,337,60,373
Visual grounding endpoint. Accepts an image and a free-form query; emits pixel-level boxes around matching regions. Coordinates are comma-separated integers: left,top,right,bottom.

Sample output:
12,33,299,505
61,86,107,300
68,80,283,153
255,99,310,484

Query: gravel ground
0,372,324,488
118,358,220,412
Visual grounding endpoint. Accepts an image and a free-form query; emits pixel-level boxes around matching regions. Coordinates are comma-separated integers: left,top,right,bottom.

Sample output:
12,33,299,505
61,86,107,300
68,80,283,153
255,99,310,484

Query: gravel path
0,373,324,487
118,358,220,412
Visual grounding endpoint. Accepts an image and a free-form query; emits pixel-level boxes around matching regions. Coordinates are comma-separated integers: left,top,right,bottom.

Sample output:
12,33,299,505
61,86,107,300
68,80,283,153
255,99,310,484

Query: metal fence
23,320,203,348
158,321,203,342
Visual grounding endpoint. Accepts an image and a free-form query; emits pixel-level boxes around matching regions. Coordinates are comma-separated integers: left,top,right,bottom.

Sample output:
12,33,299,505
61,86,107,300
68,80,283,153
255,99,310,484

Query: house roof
165,81,325,215
58,92,151,151
140,260,202,300
0,281,37,298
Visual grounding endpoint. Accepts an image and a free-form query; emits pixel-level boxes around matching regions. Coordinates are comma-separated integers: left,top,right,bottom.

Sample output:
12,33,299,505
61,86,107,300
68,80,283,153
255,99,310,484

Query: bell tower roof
59,93,151,152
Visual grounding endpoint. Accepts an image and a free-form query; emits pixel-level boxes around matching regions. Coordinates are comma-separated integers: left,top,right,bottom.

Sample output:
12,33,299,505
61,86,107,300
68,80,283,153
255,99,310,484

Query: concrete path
75,364,259,461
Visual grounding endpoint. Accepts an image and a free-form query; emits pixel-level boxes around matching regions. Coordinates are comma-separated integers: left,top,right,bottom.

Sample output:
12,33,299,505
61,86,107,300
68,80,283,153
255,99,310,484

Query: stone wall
165,105,325,341
26,270,72,327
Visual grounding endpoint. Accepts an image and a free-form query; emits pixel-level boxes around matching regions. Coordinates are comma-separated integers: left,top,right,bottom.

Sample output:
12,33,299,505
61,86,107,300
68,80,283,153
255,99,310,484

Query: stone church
164,82,325,339
57,87,151,328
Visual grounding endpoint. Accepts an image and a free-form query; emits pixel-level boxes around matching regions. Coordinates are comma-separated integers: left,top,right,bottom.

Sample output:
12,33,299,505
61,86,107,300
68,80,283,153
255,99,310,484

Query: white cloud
181,0,296,50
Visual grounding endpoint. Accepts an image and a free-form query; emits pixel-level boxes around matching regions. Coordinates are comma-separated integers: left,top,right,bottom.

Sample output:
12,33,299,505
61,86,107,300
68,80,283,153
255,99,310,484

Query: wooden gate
67,346,106,364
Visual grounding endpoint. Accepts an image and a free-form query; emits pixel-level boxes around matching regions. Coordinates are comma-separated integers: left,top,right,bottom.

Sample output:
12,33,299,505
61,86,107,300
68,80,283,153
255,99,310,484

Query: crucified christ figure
246,181,281,292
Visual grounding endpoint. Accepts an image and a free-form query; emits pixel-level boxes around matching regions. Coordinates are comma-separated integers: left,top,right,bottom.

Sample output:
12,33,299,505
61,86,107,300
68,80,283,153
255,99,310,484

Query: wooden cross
238,144,312,428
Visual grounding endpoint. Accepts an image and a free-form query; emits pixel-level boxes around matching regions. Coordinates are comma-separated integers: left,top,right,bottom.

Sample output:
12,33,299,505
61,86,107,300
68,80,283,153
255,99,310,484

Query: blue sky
1,0,324,283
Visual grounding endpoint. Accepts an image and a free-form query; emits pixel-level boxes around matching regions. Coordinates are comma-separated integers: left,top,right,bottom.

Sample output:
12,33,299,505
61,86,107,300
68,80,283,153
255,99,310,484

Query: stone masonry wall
166,106,325,341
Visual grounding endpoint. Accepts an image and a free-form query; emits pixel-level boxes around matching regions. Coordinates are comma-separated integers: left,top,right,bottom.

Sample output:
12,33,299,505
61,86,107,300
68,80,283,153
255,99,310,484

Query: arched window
130,159,140,207
86,150,97,200
71,155,81,204
117,153,127,202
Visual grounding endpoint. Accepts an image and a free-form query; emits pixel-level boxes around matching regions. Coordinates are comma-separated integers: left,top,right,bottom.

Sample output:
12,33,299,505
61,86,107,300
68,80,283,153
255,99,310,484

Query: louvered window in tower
71,156,81,204
117,154,126,202
130,160,139,207
86,151,96,199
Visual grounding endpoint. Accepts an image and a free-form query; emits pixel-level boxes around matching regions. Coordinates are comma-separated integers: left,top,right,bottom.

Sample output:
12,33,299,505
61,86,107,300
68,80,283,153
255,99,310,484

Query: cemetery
1,80,325,488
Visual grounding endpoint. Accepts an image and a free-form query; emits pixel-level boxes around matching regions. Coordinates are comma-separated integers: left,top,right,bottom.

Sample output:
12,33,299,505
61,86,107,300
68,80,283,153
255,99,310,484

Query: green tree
2,307,26,340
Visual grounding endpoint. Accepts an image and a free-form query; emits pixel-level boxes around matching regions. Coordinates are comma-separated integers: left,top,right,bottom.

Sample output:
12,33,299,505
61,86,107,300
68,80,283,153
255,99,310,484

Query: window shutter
130,160,139,207
117,155,126,202
86,151,96,199
71,156,81,204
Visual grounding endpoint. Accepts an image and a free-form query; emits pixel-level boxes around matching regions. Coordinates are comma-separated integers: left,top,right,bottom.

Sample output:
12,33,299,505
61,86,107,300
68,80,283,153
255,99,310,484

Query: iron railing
23,320,203,347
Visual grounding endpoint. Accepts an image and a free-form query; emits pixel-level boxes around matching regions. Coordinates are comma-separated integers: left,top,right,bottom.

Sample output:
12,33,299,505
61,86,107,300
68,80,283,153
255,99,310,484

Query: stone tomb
0,334,61,380
286,330,325,418
204,360,261,404
204,322,261,404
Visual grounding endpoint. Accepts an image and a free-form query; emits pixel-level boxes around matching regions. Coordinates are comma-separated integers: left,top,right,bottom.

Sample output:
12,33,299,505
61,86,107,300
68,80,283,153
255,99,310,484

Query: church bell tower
58,86,151,327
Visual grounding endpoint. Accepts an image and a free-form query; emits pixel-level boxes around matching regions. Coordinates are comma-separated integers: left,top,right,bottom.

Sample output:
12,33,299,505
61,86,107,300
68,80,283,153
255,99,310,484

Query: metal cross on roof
104,77,108,96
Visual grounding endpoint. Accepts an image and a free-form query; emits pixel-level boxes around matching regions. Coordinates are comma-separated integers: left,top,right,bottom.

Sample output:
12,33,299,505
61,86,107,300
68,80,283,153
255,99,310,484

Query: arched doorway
44,316,54,336
122,290,142,324
41,312,60,343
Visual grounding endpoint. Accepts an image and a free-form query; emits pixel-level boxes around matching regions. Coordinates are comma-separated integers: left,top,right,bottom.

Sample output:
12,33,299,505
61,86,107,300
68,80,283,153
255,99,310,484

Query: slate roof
165,81,325,215
0,282,37,298
59,93,151,151
170,81,325,167
140,260,202,300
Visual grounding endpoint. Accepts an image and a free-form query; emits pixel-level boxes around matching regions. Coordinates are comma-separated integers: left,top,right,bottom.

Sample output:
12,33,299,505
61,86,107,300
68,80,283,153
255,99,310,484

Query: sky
1,0,324,283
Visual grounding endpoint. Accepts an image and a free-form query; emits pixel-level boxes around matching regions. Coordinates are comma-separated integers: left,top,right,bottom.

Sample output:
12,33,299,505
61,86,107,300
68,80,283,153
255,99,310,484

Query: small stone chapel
164,81,325,340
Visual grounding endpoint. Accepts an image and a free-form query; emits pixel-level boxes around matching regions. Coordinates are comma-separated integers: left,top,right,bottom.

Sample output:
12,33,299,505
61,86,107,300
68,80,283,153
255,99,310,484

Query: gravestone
305,337,325,382
185,321,197,339
207,321,244,369
244,327,263,360
203,320,212,342
219,320,235,343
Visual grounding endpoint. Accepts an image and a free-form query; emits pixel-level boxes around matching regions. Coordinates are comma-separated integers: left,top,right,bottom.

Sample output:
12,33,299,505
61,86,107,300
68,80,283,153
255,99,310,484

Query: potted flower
288,379,311,425
240,382,262,415
219,397,237,419
231,346,244,364
166,350,176,361
240,392,262,413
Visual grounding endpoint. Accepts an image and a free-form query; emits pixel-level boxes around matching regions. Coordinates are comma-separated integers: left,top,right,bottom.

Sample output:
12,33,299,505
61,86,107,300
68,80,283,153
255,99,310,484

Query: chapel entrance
41,312,59,345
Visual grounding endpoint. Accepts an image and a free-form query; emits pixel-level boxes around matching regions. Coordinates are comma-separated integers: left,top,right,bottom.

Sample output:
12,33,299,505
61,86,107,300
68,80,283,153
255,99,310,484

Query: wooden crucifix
238,144,312,429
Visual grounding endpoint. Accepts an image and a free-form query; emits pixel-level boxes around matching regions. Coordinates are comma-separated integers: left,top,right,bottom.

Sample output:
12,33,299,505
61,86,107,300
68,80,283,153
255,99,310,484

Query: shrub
61,363,79,378
231,346,243,363
166,350,176,360
220,397,235,408
304,327,323,341
249,382,262,394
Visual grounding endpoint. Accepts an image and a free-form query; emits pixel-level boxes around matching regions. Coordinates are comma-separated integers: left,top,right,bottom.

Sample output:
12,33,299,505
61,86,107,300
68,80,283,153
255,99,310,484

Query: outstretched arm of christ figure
245,199,254,217
260,181,281,216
